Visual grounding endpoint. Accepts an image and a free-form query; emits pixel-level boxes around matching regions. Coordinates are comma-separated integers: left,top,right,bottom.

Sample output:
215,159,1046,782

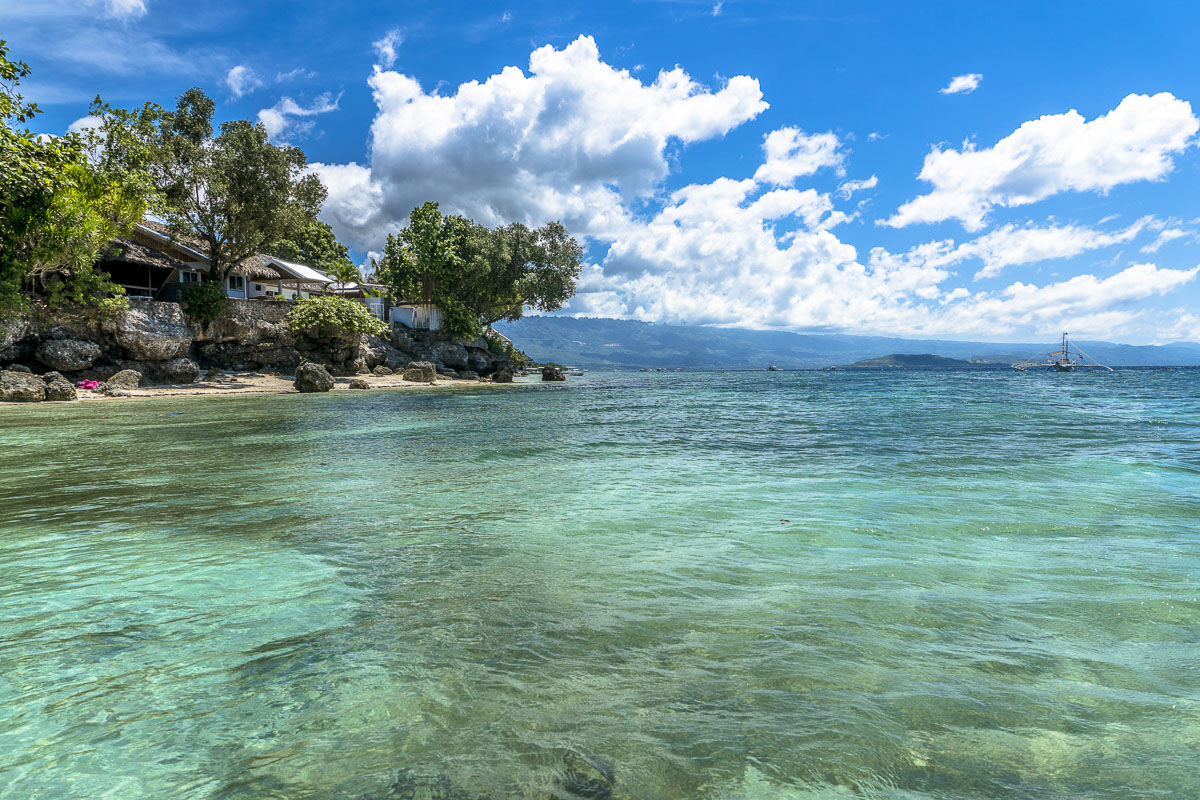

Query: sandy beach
0,371,512,405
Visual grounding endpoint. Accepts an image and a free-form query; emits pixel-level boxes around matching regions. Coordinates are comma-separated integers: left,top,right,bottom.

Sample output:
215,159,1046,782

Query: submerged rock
0,370,46,402
35,338,101,372
402,360,437,382
294,362,335,393
542,366,566,381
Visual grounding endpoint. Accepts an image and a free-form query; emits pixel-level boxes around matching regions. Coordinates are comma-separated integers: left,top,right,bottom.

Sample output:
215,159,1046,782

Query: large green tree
0,40,148,318
94,88,326,283
380,202,582,339
267,219,358,285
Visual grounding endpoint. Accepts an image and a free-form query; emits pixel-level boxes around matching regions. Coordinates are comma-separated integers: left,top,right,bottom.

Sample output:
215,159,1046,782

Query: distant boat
1012,332,1113,372
766,365,781,371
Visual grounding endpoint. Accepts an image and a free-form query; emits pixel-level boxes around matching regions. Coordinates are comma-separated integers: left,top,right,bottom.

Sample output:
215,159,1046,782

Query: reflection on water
1,370,1198,799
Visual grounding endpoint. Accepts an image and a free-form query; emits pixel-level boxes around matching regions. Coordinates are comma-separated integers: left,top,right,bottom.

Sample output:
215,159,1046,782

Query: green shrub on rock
182,280,227,323
287,296,388,338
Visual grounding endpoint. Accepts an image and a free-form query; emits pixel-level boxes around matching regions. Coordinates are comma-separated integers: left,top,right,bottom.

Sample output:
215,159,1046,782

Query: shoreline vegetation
1,43,583,404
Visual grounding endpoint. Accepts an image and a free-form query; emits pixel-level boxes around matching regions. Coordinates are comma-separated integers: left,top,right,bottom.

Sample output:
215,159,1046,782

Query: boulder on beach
373,365,393,376
457,370,478,380
44,378,77,402
160,357,201,384
294,362,335,393
402,360,437,382
492,368,513,383
542,366,566,381
349,378,371,390
106,369,143,390
35,338,101,372
0,370,46,402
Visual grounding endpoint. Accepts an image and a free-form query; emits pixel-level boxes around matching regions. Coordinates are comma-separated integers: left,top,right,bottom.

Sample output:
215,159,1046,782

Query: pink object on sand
76,380,100,390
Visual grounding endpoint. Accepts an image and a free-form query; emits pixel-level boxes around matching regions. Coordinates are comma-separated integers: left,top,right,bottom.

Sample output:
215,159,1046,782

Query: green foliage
504,342,528,370
94,88,326,283
486,333,505,355
287,295,388,337
181,279,227,323
0,41,150,319
379,202,583,340
267,219,359,284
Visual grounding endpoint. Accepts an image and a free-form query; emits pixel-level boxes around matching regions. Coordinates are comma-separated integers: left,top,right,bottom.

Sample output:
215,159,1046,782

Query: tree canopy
380,202,582,339
93,88,326,283
0,40,147,317
267,219,358,286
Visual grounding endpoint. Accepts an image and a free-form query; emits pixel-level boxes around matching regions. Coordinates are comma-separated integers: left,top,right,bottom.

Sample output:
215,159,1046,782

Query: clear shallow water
1,370,1197,800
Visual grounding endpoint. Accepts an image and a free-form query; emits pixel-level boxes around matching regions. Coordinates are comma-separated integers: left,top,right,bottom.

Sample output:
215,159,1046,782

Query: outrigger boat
1011,332,1113,372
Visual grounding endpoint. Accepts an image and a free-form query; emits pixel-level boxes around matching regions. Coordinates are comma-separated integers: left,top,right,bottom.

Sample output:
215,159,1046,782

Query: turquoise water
1,370,1197,799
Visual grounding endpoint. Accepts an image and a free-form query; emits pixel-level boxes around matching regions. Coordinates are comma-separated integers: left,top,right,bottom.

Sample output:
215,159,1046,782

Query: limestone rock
103,303,192,361
0,370,46,402
363,334,410,370
44,378,77,401
294,362,334,393
467,349,492,374
492,368,513,383
457,370,479,380
106,369,143,390
373,365,393,376
402,360,437,382
40,371,63,383
430,341,470,369
7,364,32,374
35,338,101,372
160,357,200,383
349,378,371,390
542,366,566,381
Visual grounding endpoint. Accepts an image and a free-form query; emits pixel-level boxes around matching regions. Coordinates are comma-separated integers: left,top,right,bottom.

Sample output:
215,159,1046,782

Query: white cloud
753,127,844,186
836,175,877,199
373,29,403,68
257,92,342,143
940,73,981,95
315,35,768,251
277,68,317,83
226,65,263,99
1141,227,1188,253
67,115,103,135
712,2,723,15
103,0,147,19
882,92,1199,231
950,218,1152,279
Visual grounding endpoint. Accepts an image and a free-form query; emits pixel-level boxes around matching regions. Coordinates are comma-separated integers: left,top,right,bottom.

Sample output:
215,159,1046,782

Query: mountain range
492,317,1200,369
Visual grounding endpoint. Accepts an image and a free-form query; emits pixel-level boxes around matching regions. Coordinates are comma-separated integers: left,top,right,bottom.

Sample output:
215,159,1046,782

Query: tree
380,202,583,339
267,219,358,285
94,88,326,284
0,40,148,318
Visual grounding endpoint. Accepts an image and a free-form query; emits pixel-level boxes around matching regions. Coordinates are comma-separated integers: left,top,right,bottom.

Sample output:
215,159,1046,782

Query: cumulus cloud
226,65,263,98
948,218,1153,279
940,73,981,95
882,92,1199,230
373,29,403,68
314,35,768,251
753,127,844,186
258,92,342,143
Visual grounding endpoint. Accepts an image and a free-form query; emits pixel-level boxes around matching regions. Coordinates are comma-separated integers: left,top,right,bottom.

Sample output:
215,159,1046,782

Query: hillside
492,317,1200,369
838,354,1007,370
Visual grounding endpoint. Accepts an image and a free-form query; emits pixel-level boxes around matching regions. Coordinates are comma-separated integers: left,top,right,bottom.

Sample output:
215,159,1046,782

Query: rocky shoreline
1,298,515,403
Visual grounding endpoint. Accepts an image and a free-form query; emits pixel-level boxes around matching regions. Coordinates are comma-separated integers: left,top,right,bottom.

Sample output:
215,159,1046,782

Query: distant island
833,353,1008,370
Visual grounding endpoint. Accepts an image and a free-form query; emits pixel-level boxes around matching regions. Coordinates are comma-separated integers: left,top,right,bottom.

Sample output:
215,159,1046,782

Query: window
228,276,245,291
181,270,201,283
254,284,263,292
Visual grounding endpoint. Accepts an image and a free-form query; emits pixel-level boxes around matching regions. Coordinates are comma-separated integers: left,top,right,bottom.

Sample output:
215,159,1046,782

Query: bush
182,280,227,323
287,295,388,337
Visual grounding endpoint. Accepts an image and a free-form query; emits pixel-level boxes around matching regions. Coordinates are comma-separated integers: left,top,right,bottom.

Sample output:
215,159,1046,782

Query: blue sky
6,0,1200,343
